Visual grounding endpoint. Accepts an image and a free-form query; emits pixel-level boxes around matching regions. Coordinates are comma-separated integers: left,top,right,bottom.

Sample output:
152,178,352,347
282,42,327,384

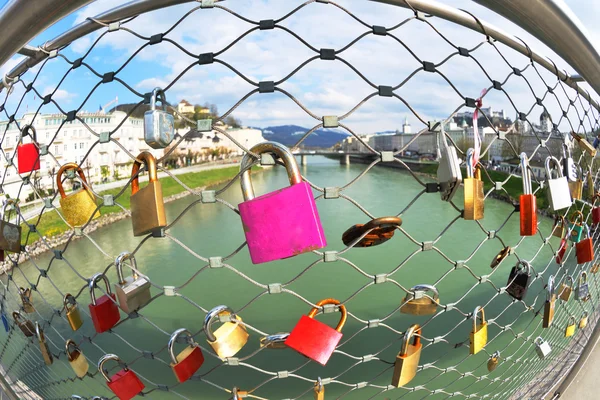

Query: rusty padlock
57,163,100,227
169,328,204,383
66,339,89,378
16,124,40,174
64,293,83,331
341,216,402,247
238,142,326,264
392,324,422,387
36,322,53,366
88,273,120,333
400,284,439,315
0,199,22,253
204,305,249,358
490,246,511,269
13,311,34,337
576,225,594,264
519,153,537,236
285,298,347,366
130,152,167,236
99,354,145,400
487,351,500,372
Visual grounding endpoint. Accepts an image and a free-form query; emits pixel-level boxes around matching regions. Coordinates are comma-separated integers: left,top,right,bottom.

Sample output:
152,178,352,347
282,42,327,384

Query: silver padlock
534,336,551,359
577,271,589,301
545,156,572,211
436,124,462,201
144,87,175,149
114,252,152,314
562,139,577,182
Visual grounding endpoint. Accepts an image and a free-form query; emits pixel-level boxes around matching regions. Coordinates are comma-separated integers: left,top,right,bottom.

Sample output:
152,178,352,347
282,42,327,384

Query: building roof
179,100,193,106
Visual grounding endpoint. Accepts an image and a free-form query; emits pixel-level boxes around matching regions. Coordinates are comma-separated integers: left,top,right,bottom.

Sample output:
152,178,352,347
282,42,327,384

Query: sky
0,0,598,134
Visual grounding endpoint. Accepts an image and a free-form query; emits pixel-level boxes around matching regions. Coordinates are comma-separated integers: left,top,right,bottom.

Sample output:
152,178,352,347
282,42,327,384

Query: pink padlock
238,141,327,264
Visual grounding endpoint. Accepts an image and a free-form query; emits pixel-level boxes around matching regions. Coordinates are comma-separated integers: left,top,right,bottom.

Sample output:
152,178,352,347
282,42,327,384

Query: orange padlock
519,153,537,236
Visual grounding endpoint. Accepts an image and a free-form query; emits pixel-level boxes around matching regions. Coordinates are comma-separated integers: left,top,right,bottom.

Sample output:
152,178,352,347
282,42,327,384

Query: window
79,142,84,149
46,132,50,139
54,145,58,154
64,144,67,151
74,143,77,150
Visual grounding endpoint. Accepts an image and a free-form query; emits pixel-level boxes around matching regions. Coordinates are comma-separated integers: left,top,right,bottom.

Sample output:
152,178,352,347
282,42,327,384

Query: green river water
0,156,579,399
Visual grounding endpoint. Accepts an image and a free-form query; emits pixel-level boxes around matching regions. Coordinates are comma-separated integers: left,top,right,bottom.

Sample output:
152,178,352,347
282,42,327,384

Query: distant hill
257,125,349,148
110,103,157,119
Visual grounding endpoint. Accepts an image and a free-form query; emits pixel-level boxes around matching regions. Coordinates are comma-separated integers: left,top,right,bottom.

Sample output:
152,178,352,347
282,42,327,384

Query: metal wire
0,1,598,400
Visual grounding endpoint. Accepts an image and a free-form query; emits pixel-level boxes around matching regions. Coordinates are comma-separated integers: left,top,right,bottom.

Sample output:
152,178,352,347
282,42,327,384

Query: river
0,156,572,399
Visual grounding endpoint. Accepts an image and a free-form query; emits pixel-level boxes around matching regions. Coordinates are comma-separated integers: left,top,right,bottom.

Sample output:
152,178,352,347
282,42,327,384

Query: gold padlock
13,311,35,337
469,306,487,354
543,276,555,328
259,333,289,349
558,276,573,302
392,324,422,387
565,316,576,337
591,263,600,274
569,180,583,200
314,377,324,400
130,152,167,236
19,287,34,313
552,216,566,238
580,312,588,329
66,339,89,378
64,293,83,331
400,284,439,315
490,246,511,269
487,351,500,372
36,322,53,366
586,170,595,200
463,148,484,220
0,199,22,253
57,163,100,227
204,305,249,358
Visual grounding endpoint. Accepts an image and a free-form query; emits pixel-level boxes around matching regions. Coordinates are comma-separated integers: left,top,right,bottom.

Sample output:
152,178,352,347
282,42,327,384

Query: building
177,100,194,115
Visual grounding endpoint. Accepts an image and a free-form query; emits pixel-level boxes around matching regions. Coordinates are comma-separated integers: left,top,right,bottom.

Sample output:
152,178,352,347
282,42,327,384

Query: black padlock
506,261,531,300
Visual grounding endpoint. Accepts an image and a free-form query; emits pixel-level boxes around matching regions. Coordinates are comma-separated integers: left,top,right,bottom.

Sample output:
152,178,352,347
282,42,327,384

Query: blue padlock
568,211,585,243
1,309,9,332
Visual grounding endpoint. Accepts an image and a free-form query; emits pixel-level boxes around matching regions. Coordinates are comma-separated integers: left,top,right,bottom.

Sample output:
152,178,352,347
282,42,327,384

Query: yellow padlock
565,316,576,337
314,377,324,400
463,149,484,220
204,305,248,358
64,293,83,331
469,306,487,354
580,312,588,329
57,163,100,227
66,339,89,378
392,324,422,387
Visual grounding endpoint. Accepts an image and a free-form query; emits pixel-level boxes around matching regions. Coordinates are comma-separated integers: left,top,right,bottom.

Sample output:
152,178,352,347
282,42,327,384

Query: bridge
292,151,370,165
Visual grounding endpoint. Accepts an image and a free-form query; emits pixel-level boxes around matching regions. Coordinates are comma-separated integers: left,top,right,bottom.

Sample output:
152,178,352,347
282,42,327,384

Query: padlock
469,306,487,354
400,284,439,315
592,263,600,274
204,305,249,358
562,140,577,182
519,153,537,236
66,339,89,378
580,312,589,329
577,271,589,301
545,156,572,211
568,211,585,243
64,293,83,331
16,124,40,174
437,124,462,201
285,298,347,366
232,387,248,399
542,276,555,328
552,216,567,238
57,163,100,227
144,87,175,149
490,246,511,269
535,337,551,359
36,322,53,366
593,194,600,225
568,165,583,200
558,276,573,302
565,317,576,337
19,287,34,313
585,170,595,201
259,333,289,349
341,217,401,248
169,328,204,383
392,324,422,387
0,199,22,253
314,377,324,400
463,148,484,220
1,307,8,332
99,354,145,400
556,238,569,264
506,261,531,300
114,252,151,313
12,311,34,337
130,152,167,236
487,351,500,372
571,131,597,157
238,142,326,264
576,225,594,264
88,273,120,333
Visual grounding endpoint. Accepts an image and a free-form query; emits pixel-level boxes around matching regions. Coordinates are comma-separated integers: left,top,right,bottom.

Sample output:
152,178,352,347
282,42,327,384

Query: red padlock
592,193,600,225
519,153,537,236
556,238,569,264
88,273,120,333
16,125,40,174
169,328,204,382
99,354,145,400
285,298,347,366
576,225,594,264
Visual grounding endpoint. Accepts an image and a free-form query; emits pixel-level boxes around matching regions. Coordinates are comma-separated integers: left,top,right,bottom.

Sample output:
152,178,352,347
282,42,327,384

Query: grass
20,166,242,246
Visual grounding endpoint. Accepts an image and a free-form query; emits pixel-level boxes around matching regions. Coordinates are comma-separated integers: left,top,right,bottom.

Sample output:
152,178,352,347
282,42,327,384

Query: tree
224,115,242,128
101,166,110,182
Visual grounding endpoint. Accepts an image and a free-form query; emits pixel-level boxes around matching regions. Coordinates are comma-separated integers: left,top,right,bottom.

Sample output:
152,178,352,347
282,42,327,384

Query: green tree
101,166,110,181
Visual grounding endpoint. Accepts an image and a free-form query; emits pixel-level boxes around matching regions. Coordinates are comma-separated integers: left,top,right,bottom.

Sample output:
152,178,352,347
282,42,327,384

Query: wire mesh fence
0,0,598,399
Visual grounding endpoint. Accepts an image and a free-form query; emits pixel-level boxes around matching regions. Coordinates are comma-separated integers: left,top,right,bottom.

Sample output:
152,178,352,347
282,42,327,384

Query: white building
177,100,195,115
173,123,264,157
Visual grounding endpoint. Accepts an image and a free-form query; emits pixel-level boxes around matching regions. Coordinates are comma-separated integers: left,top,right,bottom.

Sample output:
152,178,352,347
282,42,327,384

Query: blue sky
0,0,598,133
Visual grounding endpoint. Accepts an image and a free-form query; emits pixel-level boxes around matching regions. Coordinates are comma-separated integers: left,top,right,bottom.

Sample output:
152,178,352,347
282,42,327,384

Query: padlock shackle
436,123,450,151
519,153,532,195
204,305,236,342
568,316,576,325
89,273,112,306
98,353,126,383
534,336,544,345
131,151,159,195
569,210,584,224
1,198,19,222
168,328,195,364
491,350,500,359
115,252,139,284
239,141,302,201
260,332,289,348
582,311,588,318
360,216,402,232
409,284,439,300
307,298,347,333
18,124,37,145
35,321,44,342
546,276,554,301
63,293,76,311
56,163,89,198
516,260,531,274
12,310,24,323
149,87,167,111
472,306,485,331
315,377,323,394
466,148,475,178
400,324,421,356
565,275,574,287
553,215,566,228
579,271,588,284
65,339,80,361
544,156,563,179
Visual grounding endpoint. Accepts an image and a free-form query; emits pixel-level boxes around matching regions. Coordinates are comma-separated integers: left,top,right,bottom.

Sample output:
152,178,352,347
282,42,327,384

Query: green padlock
568,211,584,243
